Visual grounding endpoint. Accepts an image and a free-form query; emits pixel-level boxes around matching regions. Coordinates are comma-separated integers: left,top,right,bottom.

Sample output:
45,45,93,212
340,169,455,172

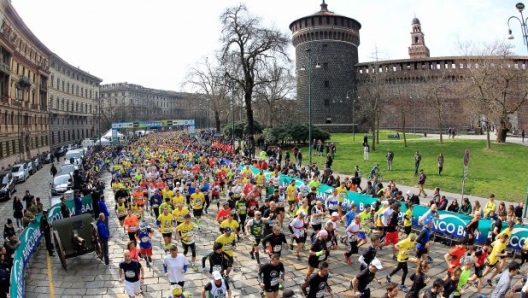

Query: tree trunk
439,122,443,144
371,123,376,151
215,111,221,132
245,90,255,136
496,119,509,143
485,121,491,149
376,116,380,145
402,111,407,147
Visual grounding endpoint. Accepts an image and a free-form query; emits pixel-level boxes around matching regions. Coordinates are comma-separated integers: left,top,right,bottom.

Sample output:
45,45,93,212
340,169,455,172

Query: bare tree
254,59,295,126
421,69,456,144
460,41,528,147
220,4,290,135
183,57,230,132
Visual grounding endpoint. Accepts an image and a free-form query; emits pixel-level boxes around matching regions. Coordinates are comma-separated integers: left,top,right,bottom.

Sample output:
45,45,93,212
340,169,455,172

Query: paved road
15,171,521,298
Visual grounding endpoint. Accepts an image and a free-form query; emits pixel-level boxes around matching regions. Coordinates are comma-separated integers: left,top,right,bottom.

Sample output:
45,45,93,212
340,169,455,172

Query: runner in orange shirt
124,209,140,245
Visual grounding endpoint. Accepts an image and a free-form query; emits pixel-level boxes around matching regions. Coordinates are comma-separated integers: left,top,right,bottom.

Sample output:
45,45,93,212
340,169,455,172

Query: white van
81,139,94,148
64,149,85,165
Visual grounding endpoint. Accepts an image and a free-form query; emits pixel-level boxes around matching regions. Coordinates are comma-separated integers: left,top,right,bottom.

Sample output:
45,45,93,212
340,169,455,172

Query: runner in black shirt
305,229,329,280
306,187,317,216
359,235,381,271
405,260,430,298
258,254,285,297
422,278,444,298
261,226,288,258
351,258,383,298
301,261,333,298
201,243,231,276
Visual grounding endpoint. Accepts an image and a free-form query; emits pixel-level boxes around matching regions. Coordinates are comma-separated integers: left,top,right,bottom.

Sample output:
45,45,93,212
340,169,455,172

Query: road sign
463,150,470,167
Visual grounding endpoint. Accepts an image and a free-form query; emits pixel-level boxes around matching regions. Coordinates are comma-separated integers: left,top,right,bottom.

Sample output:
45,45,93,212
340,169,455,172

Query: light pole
347,91,357,142
15,84,22,162
300,49,320,164
508,2,528,52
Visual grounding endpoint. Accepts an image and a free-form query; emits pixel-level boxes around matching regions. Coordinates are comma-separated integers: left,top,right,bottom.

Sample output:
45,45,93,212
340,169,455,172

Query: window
324,99,330,106
323,62,328,70
326,116,332,124
324,80,330,88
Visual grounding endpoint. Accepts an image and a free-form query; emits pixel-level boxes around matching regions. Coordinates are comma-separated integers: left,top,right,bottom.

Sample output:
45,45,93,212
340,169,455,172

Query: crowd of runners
90,130,528,298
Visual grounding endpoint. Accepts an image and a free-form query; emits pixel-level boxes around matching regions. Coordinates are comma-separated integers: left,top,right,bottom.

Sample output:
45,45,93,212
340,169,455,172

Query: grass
301,131,528,202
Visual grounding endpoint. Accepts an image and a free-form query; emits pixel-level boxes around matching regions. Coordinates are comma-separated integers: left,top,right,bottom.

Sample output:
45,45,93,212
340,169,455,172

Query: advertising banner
10,196,94,298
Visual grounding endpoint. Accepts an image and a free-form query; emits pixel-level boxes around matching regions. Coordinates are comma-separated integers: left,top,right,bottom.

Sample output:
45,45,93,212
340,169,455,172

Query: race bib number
129,226,137,232
118,212,126,217
238,205,246,211
152,204,159,209
125,270,136,278
163,227,172,233
141,236,150,243
270,278,279,286
223,244,232,251
213,265,222,272
273,245,281,252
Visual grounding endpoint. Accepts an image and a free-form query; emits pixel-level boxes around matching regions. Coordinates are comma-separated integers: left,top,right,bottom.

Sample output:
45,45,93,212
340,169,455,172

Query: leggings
238,214,247,228
204,196,211,211
345,240,359,257
389,261,408,285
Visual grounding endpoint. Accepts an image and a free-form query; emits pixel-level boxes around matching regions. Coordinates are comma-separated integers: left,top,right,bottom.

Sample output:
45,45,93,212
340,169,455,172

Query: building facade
49,54,102,150
0,0,51,169
356,17,528,133
289,1,361,132
100,83,190,129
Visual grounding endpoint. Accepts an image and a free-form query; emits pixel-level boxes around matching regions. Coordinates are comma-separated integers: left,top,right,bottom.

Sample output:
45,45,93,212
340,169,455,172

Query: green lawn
301,132,528,202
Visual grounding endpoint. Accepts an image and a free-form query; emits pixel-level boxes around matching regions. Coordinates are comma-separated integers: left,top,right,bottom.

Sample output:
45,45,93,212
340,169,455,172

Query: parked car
11,163,29,183
26,160,35,175
64,149,85,166
33,157,42,171
50,173,72,196
0,170,15,201
43,153,53,164
59,164,80,176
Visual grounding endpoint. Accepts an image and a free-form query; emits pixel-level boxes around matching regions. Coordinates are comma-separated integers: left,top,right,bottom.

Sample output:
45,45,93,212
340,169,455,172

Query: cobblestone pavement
10,166,523,298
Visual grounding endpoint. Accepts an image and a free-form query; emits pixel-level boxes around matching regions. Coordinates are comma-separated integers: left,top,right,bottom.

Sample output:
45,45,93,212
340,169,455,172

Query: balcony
17,76,31,88
0,61,9,75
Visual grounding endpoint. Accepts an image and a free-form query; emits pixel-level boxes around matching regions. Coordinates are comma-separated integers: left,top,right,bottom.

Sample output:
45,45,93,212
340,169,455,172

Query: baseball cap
224,227,233,233
172,285,183,296
212,271,222,280
317,230,328,238
296,210,306,216
370,258,383,269
331,212,339,217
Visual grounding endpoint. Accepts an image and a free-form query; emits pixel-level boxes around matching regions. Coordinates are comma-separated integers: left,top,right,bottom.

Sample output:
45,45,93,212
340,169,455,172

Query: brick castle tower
408,17,430,59
289,1,361,132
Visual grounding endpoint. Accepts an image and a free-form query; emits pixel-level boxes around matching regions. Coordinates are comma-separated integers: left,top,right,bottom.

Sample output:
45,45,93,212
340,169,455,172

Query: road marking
46,253,56,298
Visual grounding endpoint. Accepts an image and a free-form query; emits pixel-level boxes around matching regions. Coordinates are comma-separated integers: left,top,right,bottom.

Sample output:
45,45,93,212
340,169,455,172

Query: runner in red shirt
443,239,467,279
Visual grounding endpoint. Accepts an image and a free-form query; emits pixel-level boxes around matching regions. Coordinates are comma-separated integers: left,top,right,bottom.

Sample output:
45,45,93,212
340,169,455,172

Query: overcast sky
11,0,528,91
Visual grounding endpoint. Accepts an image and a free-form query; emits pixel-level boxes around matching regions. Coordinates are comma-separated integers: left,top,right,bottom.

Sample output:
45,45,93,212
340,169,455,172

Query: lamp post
508,2,528,52
15,84,22,162
300,49,320,165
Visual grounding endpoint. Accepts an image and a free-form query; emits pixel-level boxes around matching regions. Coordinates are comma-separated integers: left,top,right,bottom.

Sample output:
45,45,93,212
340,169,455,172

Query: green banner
10,196,94,298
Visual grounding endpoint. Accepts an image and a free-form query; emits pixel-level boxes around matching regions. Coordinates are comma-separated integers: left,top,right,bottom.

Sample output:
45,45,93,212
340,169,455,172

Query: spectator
447,198,459,213
22,190,31,209
4,233,20,257
74,191,83,216
414,151,421,176
386,149,394,171
436,196,448,211
50,163,58,178
39,210,53,257
459,198,472,216
96,213,110,265
98,196,110,233
12,196,23,230
363,143,370,162
22,209,34,228
60,196,71,218
417,169,427,198
507,205,516,222
515,202,524,223
484,194,497,218
3,219,15,241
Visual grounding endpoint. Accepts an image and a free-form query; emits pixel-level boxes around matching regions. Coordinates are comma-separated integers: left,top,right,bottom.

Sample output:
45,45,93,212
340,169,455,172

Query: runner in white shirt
289,211,307,260
310,201,326,243
162,244,190,288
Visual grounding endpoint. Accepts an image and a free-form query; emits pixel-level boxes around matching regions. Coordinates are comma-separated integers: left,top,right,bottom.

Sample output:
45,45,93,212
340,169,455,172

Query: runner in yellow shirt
215,227,237,281
482,233,510,286
386,233,417,292
157,207,175,252
191,190,205,229
220,212,241,240
172,189,186,207
175,214,197,269
286,180,297,215
172,203,190,225
255,170,266,187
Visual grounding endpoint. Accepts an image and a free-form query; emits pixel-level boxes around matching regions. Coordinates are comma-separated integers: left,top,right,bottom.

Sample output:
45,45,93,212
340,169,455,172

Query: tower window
324,99,330,106
324,80,330,88
323,62,328,70
415,37,419,43
326,116,332,124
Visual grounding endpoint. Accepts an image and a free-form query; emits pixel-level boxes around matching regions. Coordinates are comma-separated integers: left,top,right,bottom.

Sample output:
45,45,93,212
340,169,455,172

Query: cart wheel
91,223,103,260
53,230,67,270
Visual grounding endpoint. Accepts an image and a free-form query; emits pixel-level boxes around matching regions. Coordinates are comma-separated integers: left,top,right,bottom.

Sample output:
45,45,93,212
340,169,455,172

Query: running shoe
279,283,283,290
427,256,433,263
290,244,294,250
385,275,391,283
250,252,255,259
487,279,493,287
343,253,352,264
297,255,301,261
399,285,408,292
476,295,486,298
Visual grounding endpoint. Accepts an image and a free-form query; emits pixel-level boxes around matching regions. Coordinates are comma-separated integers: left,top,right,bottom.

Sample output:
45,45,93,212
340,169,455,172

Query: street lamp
300,49,321,164
507,2,528,52
346,91,357,142
15,84,22,162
